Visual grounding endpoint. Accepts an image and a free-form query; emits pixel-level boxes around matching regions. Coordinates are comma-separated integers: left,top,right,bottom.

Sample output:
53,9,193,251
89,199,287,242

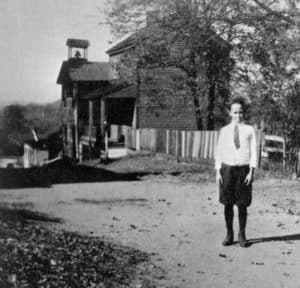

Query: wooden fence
123,126,264,162
107,125,300,174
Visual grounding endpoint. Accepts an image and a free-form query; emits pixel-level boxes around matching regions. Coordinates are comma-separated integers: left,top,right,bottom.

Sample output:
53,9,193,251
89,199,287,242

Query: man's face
229,103,244,124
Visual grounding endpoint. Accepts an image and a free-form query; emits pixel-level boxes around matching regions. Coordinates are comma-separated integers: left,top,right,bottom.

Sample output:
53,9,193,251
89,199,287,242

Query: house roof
25,130,62,152
57,59,114,84
106,34,136,56
24,139,48,150
106,26,230,57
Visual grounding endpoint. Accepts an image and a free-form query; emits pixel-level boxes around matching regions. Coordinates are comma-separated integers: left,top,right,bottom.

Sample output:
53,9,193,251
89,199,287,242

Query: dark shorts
219,164,252,207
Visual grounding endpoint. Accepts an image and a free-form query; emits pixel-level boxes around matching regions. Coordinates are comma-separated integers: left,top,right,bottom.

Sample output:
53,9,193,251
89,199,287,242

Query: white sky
0,0,297,105
0,0,112,105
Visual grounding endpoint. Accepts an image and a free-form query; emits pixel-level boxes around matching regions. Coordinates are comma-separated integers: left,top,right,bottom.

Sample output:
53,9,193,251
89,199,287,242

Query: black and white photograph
0,0,300,287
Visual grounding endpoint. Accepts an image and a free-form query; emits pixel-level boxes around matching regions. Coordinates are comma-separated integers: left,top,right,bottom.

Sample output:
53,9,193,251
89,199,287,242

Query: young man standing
215,97,257,247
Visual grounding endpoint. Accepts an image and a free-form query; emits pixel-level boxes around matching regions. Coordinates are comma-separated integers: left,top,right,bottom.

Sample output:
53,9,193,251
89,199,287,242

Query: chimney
66,38,90,60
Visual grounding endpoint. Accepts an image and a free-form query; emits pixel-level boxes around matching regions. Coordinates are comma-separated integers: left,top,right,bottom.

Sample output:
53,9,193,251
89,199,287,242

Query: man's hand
216,170,223,184
244,169,254,186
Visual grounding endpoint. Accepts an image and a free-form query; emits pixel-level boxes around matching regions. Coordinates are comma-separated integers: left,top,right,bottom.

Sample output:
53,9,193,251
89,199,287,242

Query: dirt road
1,177,300,288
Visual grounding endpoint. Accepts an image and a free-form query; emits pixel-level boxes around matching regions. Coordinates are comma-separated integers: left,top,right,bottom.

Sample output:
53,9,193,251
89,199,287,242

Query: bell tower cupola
66,38,90,60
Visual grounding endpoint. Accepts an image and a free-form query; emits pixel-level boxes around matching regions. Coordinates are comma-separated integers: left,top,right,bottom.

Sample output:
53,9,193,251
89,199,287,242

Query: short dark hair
229,96,248,111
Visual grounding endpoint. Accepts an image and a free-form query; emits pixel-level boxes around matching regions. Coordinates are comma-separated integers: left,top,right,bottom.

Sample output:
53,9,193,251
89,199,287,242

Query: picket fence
122,126,264,162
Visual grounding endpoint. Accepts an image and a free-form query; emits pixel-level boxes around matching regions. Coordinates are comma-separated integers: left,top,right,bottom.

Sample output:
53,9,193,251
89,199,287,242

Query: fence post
283,136,287,170
181,131,185,159
175,130,179,162
136,129,140,151
297,148,300,176
166,130,169,154
151,129,157,155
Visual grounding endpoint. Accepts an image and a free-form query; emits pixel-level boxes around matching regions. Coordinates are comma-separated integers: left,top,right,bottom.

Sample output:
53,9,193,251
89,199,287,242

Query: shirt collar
230,121,244,127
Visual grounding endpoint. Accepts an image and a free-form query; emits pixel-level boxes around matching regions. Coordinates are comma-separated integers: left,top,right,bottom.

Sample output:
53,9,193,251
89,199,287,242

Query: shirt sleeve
249,127,258,168
215,128,224,170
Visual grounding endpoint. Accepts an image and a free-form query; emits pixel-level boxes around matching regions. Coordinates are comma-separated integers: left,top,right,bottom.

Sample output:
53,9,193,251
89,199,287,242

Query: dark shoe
238,232,249,248
222,233,234,246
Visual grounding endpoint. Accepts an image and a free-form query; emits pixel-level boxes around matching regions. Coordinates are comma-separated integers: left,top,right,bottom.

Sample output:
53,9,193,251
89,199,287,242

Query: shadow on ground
0,159,150,189
0,204,62,224
75,198,148,205
248,233,300,246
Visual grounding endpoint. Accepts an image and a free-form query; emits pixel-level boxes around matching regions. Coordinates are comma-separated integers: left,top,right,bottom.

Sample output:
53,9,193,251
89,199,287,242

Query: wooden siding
138,67,198,130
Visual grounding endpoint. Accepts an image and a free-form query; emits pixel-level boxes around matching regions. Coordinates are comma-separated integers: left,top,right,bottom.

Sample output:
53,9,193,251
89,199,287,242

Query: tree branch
251,0,295,24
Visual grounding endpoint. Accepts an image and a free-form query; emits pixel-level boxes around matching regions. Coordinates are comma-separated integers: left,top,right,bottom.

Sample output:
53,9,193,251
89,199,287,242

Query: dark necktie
234,124,240,149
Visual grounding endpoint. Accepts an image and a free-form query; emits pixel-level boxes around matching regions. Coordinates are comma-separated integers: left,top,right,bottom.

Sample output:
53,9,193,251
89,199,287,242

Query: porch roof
105,85,137,99
82,82,137,99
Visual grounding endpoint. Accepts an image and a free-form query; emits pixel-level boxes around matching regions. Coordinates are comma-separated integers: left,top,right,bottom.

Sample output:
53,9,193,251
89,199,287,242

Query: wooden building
57,39,114,161
104,25,231,133
57,29,230,161
23,140,49,168
105,38,198,132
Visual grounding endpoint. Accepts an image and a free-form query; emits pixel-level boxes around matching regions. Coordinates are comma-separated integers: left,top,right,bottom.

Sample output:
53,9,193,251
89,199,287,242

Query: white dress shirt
215,122,257,170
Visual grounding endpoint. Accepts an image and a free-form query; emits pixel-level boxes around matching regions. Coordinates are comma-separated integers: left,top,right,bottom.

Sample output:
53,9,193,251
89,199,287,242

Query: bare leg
223,204,234,246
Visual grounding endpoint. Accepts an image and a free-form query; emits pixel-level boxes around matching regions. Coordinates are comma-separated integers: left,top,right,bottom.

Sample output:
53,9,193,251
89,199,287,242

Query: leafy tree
105,1,238,129
2,105,30,148
103,0,300,166
103,0,299,131
24,101,62,138
236,1,300,164
0,101,62,155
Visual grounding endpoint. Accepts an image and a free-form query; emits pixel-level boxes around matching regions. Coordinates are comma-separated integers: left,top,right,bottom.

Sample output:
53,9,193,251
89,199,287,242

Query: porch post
100,97,106,137
88,100,94,140
100,97,108,159
73,83,79,161
88,99,94,159
61,85,66,156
